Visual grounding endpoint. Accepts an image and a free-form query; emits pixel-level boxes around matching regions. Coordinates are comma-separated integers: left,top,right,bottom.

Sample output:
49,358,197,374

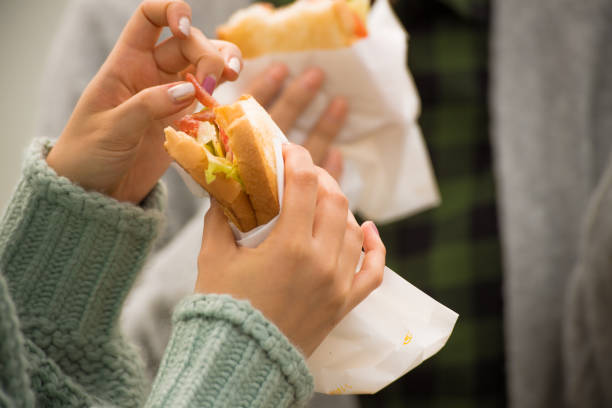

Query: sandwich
164,74,281,232
217,0,370,58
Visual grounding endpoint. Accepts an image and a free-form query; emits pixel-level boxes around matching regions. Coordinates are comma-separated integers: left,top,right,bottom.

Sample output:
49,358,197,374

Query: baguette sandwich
217,0,370,58
164,75,282,232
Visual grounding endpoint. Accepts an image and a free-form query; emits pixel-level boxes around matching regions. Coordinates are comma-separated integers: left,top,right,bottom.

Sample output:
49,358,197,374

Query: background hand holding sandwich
245,63,346,181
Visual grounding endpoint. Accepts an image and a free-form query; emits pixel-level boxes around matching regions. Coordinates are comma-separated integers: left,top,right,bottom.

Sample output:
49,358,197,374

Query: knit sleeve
147,294,314,408
0,138,166,406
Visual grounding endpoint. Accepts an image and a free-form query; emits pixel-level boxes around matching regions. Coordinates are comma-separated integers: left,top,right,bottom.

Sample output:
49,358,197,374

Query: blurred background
0,1,69,209
2,1,609,407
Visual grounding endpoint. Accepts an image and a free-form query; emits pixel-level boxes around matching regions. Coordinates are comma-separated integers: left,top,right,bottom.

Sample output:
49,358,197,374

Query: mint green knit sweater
0,139,313,407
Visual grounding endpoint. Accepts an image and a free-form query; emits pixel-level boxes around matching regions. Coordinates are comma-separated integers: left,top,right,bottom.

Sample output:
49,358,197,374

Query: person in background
360,1,506,406
493,1,612,406
37,1,356,407
0,1,385,406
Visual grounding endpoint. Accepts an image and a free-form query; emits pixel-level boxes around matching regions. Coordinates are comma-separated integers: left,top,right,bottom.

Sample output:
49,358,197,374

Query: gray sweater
492,0,612,406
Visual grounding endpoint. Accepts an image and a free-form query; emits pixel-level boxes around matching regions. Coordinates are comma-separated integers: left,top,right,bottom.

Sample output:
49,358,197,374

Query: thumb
117,81,197,131
202,199,237,253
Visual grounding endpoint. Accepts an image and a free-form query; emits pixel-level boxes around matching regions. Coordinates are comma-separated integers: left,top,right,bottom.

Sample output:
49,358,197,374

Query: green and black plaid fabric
268,0,504,406
360,1,505,407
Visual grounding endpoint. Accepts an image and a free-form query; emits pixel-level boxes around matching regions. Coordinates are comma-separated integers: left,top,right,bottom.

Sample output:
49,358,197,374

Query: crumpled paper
214,0,440,223
307,261,458,394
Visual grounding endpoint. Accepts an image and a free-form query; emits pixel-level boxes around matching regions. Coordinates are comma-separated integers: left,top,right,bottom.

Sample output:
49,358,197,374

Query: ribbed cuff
148,294,314,408
0,139,166,335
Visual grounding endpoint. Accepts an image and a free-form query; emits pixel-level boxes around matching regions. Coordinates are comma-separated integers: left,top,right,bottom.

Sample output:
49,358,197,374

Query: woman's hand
246,63,346,181
195,144,385,356
46,0,242,204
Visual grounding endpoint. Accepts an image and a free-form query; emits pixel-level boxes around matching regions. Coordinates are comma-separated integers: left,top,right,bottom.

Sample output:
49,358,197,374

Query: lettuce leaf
204,153,242,186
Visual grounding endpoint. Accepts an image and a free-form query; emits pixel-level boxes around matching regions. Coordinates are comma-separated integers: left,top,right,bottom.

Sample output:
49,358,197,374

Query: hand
195,144,385,356
246,63,346,180
46,0,242,204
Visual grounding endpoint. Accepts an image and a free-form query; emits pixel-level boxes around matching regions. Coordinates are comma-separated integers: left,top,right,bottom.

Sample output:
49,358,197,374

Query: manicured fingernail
228,57,241,75
301,68,324,90
369,221,379,237
178,17,191,37
202,75,216,94
168,82,194,102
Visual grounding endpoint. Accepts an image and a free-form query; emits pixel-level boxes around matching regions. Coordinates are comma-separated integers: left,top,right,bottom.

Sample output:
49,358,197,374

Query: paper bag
214,0,440,223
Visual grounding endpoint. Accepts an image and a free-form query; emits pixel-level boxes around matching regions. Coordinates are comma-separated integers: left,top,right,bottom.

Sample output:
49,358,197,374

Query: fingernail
178,17,191,37
301,68,324,90
369,221,379,237
168,82,195,102
228,57,241,75
202,75,216,94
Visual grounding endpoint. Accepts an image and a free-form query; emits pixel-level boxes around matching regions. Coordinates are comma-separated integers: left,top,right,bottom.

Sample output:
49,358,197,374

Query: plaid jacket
272,0,505,406
360,1,506,407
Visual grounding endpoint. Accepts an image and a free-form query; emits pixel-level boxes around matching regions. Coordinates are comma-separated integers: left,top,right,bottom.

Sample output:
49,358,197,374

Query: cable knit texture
147,294,314,407
0,139,313,407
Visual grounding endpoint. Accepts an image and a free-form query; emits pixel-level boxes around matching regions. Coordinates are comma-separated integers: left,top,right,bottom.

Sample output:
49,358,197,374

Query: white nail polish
178,17,191,37
168,82,194,102
228,57,241,75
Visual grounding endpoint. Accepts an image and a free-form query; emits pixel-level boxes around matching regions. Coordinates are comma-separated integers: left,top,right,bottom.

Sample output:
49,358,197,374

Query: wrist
46,140,93,191
45,140,143,204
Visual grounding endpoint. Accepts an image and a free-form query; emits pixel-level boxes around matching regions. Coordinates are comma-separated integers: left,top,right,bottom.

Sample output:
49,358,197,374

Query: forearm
0,139,166,406
0,139,165,333
147,294,314,408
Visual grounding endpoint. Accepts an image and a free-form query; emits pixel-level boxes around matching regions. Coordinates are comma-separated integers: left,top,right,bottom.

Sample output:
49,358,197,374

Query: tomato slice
352,12,368,38
219,127,231,153
191,108,216,122
175,116,200,138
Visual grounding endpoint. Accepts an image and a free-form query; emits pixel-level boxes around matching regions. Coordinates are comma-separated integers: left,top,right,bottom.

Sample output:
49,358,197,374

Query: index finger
119,0,191,51
275,144,318,238
269,67,324,133
303,97,348,165
312,167,349,256
245,63,289,107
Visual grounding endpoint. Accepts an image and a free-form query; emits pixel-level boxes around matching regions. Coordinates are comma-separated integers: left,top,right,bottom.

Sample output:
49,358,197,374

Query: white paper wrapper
214,0,440,223
308,262,458,394
193,128,455,395
173,125,457,395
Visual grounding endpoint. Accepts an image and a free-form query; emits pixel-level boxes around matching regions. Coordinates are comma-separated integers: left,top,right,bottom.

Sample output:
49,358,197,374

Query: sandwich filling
175,110,242,186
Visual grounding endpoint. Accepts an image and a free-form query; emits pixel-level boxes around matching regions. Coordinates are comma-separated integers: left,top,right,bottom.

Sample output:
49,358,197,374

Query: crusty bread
163,127,257,232
217,0,358,58
215,96,280,225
